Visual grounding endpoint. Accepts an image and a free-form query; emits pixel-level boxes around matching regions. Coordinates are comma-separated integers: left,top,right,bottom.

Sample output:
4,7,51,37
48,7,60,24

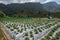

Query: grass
0,17,32,22
0,17,59,24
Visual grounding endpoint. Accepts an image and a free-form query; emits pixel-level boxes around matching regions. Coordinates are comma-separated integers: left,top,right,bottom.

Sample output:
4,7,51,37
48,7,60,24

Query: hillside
0,2,60,18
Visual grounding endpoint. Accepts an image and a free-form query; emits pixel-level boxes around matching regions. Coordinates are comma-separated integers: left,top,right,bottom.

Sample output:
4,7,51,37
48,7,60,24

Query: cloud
55,0,60,4
0,0,60,4
16,0,36,3
0,0,12,4
0,0,37,4
42,0,60,4
43,0,54,3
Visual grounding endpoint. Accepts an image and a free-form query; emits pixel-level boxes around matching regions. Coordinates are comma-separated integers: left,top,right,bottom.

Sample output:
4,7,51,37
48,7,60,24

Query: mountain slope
0,2,45,17
43,2,60,12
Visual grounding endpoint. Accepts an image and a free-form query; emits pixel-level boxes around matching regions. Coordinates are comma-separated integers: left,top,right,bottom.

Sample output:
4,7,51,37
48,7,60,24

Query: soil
0,25,13,40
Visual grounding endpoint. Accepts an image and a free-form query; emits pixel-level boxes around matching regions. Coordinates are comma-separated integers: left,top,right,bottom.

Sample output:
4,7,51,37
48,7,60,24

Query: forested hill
0,2,60,18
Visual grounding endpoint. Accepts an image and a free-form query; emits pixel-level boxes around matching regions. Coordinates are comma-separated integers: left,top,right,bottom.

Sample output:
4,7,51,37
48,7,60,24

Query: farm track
0,28,7,40
0,23,13,40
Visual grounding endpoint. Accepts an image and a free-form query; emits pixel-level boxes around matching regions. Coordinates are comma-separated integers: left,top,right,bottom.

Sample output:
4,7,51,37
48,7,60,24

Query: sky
0,0,60,4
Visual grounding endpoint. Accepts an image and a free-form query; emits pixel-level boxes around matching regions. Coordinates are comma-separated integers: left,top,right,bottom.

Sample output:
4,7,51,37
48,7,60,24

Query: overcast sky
0,0,60,4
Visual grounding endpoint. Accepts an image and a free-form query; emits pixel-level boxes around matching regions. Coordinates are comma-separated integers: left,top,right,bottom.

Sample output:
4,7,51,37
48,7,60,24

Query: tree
0,11,6,17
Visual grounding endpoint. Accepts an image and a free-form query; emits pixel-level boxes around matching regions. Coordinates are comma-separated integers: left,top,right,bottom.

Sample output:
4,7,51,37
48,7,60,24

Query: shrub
24,37,29,40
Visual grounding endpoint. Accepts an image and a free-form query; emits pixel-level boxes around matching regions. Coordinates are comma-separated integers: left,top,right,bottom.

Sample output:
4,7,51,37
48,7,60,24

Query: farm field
41,25,60,40
0,0,60,40
0,18,60,40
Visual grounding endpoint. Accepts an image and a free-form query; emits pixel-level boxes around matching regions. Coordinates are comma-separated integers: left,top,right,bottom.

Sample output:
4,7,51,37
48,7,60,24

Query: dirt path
0,24,13,40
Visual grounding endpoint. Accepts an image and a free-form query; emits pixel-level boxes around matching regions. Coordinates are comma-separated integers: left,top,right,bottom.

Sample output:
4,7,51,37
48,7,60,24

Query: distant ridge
43,2,60,12
0,2,60,17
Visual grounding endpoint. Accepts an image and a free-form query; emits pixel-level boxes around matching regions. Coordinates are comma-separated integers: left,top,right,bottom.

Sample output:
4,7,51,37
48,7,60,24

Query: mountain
0,2,45,17
43,2,60,12
7,2,44,12
0,2,60,18
0,3,7,11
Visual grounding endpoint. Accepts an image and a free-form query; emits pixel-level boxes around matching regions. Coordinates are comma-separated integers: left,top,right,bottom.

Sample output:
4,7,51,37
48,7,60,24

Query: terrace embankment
0,23,13,40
